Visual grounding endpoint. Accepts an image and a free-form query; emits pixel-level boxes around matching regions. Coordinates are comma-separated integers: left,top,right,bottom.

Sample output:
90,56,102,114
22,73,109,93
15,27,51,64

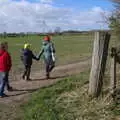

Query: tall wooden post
89,31,111,97
110,47,117,95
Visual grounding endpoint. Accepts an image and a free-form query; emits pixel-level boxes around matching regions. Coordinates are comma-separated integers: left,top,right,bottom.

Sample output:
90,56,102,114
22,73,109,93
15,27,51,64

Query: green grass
21,33,120,120
0,34,93,72
0,32,119,120
0,32,117,72
0,33,93,120
22,69,117,120
23,70,90,120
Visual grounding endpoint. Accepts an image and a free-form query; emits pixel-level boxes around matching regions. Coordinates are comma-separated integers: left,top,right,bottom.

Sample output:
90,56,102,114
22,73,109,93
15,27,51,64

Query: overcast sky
0,0,113,33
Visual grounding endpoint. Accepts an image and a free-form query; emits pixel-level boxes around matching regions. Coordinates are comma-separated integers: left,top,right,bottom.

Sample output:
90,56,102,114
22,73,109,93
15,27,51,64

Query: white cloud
0,0,109,33
40,0,53,4
92,6,104,13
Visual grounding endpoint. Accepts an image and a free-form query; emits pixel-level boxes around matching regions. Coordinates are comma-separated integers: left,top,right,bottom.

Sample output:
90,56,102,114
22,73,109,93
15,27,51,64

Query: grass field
0,33,93,120
21,33,120,120
0,32,119,120
0,33,93,73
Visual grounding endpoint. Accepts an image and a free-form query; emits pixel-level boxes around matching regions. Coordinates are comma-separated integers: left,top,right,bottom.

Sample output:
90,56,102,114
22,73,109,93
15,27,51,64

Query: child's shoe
26,78,32,81
22,75,25,80
7,86,13,91
46,73,50,79
0,93,8,98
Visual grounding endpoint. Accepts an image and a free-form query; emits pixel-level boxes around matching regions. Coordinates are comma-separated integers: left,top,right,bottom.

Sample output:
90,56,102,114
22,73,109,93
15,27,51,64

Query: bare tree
111,0,120,6
54,27,61,34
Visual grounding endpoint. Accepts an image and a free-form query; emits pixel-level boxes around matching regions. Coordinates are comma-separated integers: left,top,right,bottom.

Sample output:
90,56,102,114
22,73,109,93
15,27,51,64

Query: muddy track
0,59,91,104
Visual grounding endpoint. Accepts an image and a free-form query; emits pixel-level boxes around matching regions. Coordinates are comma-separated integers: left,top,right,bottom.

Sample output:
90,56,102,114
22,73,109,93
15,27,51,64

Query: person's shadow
30,74,69,81
8,88,40,97
8,75,70,97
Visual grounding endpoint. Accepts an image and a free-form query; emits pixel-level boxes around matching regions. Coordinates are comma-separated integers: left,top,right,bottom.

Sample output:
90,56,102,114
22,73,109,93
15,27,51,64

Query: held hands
36,56,40,61
36,54,41,61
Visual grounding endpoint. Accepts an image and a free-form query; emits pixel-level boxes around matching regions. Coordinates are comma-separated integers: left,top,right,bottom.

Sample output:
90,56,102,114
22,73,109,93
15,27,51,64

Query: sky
0,0,113,33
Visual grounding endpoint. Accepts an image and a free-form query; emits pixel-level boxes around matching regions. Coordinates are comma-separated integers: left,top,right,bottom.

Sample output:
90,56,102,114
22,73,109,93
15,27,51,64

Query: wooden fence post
89,31,111,97
110,47,117,95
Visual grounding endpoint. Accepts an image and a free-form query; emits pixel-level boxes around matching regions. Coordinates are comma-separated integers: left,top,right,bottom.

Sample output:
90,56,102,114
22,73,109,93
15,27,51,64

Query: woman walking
38,35,56,79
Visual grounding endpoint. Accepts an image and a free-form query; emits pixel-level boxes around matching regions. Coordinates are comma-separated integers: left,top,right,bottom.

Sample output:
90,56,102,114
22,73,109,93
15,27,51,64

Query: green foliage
109,0,120,41
109,16,120,37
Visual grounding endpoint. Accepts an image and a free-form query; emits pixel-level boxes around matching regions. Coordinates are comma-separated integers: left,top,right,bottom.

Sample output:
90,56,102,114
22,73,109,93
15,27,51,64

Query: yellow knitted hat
24,43,31,49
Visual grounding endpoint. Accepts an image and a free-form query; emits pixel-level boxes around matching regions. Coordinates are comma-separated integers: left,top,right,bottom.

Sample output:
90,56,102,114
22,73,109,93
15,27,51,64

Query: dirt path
0,59,91,104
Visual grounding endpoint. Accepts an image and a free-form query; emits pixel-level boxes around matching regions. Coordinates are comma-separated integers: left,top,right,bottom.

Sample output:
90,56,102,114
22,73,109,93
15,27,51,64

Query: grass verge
22,69,117,120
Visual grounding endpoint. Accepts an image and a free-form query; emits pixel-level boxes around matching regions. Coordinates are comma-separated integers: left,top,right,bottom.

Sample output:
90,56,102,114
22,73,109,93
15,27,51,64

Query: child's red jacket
0,49,12,72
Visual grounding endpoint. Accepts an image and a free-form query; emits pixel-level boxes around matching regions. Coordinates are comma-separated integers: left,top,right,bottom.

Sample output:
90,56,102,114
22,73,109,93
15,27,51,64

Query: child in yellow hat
21,43,38,81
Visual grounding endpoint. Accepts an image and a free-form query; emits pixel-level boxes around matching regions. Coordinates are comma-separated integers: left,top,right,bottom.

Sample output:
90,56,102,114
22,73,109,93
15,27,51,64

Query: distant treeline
0,30,110,38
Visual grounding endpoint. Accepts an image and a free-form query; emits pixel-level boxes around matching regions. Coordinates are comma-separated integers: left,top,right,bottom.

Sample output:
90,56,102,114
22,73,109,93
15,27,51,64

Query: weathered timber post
89,31,111,97
110,47,117,95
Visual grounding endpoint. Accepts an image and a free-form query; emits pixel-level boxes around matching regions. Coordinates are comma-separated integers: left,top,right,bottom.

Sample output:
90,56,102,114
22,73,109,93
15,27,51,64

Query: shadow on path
30,74,69,81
